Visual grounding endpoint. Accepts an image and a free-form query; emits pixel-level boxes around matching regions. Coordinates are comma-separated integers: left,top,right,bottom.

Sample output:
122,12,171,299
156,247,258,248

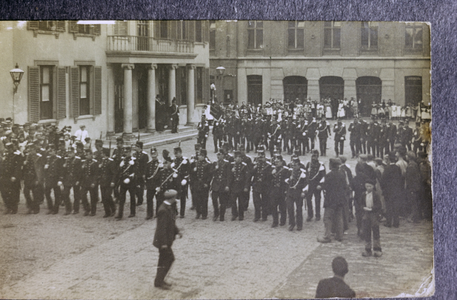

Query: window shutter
204,21,209,43
94,66,102,115
93,24,101,35
56,67,66,119
28,66,40,122
27,21,39,30
69,21,78,33
203,67,209,103
56,21,65,32
188,21,195,41
70,67,79,118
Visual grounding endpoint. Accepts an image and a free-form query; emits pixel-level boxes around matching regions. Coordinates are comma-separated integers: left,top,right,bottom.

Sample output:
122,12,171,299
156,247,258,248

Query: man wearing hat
251,146,272,222
412,122,423,154
23,144,45,214
210,150,231,221
380,152,403,228
173,146,190,218
238,144,253,211
286,156,307,231
189,149,212,219
153,189,183,289
229,150,250,221
155,150,179,217
387,119,397,153
80,149,99,216
305,150,326,222
212,118,224,153
93,139,104,161
1,143,23,214
98,148,116,218
197,115,210,150
116,145,138,219
270,154,290,227
361,178,383,257
43,146,63,215
317,158,347,243
111,137,124,202
378,119,389,159
133,141,148,206
348,118,361,159
145,147,161,220
61,147,82,215
333,119,346,157
317,116,331,156
402,121,413,151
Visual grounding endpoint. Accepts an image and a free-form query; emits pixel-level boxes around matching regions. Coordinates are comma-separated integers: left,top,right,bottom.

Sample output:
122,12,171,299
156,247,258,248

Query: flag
210,104,223,120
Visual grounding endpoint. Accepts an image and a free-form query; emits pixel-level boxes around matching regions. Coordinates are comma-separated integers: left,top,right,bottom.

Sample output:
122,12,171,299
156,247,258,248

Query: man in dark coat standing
380,152,403,228
153,189,182,290
315,256,356,298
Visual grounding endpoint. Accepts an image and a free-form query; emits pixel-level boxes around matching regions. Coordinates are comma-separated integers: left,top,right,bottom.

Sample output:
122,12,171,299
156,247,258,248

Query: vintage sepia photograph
0,20,432,298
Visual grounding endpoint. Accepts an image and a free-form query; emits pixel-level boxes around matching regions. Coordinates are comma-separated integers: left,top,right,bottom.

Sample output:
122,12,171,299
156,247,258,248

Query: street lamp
10,63,24,123
216,66,225,104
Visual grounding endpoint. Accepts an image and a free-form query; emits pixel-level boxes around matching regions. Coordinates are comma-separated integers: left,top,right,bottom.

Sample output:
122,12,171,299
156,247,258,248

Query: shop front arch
319,76,344,101
283,76,308,103
356,76,382,117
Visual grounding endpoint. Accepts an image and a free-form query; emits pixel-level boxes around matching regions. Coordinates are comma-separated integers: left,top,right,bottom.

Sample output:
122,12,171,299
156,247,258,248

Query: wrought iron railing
107,35,195,53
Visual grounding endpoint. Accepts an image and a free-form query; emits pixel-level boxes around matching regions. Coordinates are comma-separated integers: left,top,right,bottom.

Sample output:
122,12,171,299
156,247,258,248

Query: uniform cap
135,141,143,149
329,158,341,168
95,139,103,145
174,146,182,153
388,151,397,161
116,137,124,142
163,149,173,162
150,147,158,154
164,189,178,200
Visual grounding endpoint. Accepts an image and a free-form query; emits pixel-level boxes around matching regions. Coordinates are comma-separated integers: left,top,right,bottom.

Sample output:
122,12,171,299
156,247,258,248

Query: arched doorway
247,75,262,106
405,76,422,107
283,76,308,103
319,76,344,101
356,76,382,117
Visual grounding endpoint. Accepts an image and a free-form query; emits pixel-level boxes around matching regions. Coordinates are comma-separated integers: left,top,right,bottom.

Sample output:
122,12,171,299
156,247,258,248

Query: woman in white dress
337,100,345,118
325,99,333,118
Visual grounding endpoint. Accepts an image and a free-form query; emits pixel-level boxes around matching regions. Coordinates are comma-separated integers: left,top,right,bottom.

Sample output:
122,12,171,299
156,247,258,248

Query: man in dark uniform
286,156,307,231
333,119,346,157
93,139,104,161
23,144,44,214
153,189,182,290
133,141,148,206
251,146,272,222
173,146,189,218
189,149,212,219
229,150,250,221
145,147,161,220
61,147,82,215
116,145,138,220
98,148,116,218
210,150,231,221
212,119,224,153
170,98,179,133
402,121,413,151
360,119,368,155
413,122,423,154
317,117,331,157
43,145,63,215
315,256,356,298
366,119,376,156
270,154,289,227
155,150,179,217
348,118,361,158
238,144,253,211
80,149,99,216
305,150,326,222
380,152,403,228
387,120,397,153
268,118,282,158
111,137,124,203
378,119,389,159
307,117,318,152
197,115,210,150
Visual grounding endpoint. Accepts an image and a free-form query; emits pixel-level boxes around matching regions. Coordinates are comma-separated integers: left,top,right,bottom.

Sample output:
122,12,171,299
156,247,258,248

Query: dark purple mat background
0,1,455,299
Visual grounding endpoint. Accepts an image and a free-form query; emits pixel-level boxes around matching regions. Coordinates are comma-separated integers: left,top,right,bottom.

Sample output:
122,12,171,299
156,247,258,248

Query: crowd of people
0,95,432,259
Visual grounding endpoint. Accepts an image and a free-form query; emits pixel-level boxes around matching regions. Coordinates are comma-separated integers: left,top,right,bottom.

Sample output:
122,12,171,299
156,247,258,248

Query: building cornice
210,56,430,61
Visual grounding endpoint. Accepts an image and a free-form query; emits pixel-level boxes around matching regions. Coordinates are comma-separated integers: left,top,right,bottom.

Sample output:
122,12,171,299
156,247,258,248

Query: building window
195,21,203,42
288,21,304,49
79,66,91,116
197,67,203,104
209,21,216,50
405,23,423,50
69,21,101,40
324,21,341,49
27,21,65,37
361,22,378,50
248,21,263,49
177,21,188,40
40,66,54,120
114,21,128,35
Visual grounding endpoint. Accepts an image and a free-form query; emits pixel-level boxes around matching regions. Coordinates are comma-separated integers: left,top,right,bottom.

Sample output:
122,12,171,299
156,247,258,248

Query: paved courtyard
0,119,434,299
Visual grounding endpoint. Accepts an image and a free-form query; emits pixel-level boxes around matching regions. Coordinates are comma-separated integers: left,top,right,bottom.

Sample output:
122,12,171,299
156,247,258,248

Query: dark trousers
350,139,361,158
270,189,286,226
81,185,98,215
367,140,376,156
118,185,136,217
146,189,157,218
212,191,228,220
45,184,62,213
62,185,80,213
407,189,420,222
101,186,115,216
195,189,209,218
213,135,223,153
334,140,344,156
323,206,344,241
171,116,179,133
385,196,400,227
231,191,244,220
390,140,395,153
287,193,303,228
361,139,367,154
155,247,175,287
355,202,364,236
253,190,269,220
309,136,316,151
306,185,321,218
24,183,43,213
362,212,381,252
319,138,327,156
178,185,188,217
198,136,207,150
136,179,145,205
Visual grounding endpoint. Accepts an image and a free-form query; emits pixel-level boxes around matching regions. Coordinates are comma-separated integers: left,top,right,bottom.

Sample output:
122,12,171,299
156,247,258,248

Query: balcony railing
107,35,195,54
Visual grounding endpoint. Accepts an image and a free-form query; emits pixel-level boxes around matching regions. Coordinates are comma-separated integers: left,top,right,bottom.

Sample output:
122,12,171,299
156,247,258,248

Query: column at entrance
122,63,135,138
147,64,157,132
168,64,178,105
187,64,196,125
107,65,115,136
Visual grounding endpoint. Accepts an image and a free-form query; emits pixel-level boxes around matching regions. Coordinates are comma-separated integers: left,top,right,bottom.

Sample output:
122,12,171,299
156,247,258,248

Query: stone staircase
105,125,198,149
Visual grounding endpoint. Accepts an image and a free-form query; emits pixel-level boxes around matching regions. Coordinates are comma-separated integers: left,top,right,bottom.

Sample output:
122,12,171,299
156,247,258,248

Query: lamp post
10,63,24,123
216,66,225,105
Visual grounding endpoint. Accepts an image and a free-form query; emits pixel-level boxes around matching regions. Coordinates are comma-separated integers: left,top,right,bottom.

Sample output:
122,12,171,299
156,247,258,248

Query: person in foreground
315,256,356,298
153,189,182,290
